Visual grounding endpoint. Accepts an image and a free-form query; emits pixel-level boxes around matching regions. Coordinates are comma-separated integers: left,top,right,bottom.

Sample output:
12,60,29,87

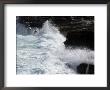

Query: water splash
17,20,94,74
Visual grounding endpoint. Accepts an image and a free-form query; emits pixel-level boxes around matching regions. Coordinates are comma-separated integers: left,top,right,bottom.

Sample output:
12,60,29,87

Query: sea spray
17,20,94,74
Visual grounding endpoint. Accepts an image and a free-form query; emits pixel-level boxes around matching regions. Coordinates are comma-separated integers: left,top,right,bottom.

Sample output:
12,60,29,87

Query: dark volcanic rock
64,31,94,50
77,63,94,74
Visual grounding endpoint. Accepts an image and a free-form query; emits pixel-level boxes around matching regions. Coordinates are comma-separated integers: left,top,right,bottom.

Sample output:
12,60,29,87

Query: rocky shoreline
17,16,94,50
17,16,94,74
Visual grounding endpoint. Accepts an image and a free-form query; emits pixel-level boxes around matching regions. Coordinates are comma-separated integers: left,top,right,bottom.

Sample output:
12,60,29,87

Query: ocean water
16,20,94,74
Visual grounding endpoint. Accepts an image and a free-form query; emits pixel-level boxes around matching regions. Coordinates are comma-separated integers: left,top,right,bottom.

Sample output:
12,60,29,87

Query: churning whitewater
17,20,94,74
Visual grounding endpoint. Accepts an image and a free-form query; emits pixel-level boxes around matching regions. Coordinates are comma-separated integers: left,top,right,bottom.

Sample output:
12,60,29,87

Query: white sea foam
16,20,94,74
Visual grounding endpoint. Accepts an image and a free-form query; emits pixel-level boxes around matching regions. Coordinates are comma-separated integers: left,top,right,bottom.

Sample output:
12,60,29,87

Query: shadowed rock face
77,63,94,74
17,16,94,50
64,31,94,50
65,63,94,74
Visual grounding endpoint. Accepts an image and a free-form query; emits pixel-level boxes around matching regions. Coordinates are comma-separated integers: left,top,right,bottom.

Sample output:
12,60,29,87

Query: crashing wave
16,20,94,74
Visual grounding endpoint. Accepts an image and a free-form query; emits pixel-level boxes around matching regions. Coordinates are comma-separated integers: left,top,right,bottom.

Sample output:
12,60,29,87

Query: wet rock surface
64,31,94,50
77,63,94,74
65,63,94,74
